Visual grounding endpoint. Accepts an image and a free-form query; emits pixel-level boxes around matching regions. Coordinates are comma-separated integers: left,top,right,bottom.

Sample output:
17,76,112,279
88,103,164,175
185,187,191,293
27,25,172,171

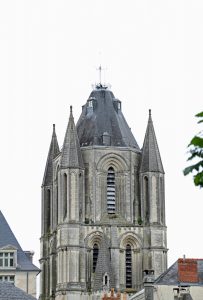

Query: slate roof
0,211,40,272
76,86,140,149
42,124,60,186
0,282,37,300
155,260,203,286
61,106,84,168
93,234,115,292
140,110,164,173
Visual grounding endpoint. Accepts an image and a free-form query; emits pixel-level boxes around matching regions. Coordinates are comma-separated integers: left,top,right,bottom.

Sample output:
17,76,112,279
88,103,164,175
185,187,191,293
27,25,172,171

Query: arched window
93,243,99,272
126,244,132,288
144,176,149,223
107,167,116,214
103,272,109,288
63,173,67,219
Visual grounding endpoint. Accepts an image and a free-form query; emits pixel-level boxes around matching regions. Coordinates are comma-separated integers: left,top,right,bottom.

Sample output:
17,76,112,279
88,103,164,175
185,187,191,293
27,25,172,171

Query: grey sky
0,1,202,295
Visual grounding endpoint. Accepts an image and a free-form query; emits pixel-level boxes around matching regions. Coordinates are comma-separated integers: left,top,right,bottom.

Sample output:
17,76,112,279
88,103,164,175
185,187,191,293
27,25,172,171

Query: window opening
144,176,149,222
93,243,99,272
88,100,93,107
63,173,67,219
103,272,109,288
47,189,51,231
0,252,14,268
0,275,14,284
126,244,132,288
107,167,116,214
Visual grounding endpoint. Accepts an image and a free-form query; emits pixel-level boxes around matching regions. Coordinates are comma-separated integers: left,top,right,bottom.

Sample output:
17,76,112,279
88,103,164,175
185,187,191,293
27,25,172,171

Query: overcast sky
0,0,202,294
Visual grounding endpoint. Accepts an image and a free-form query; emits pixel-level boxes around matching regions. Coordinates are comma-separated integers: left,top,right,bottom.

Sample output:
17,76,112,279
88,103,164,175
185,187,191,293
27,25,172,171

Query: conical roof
140,110,164,173
42,124,60,186
0,211,39,272
93,235,115,292
61,106,84,168
77,86,140,149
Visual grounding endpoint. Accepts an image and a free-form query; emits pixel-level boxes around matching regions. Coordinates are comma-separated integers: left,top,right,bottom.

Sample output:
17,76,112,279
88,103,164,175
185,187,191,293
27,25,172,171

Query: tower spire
42,124,60,186
140,110,164,173
60,106,83,168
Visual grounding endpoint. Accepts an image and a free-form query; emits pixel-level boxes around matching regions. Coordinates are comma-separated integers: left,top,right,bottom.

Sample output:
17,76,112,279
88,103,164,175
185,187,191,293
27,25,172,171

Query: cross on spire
94,65,110,90
97,65,104,85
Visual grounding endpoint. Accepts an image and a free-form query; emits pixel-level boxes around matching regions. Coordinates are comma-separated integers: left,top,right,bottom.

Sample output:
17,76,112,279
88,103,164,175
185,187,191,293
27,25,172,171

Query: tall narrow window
107,167,115,214
144,176,149,223
56,166,59,225
47,189,51,231
93,243,99,272
126,244,132,288
63,173,67,219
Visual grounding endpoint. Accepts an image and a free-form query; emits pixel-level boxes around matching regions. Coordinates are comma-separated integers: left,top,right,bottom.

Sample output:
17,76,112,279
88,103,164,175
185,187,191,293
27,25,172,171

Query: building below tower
40,84,167,300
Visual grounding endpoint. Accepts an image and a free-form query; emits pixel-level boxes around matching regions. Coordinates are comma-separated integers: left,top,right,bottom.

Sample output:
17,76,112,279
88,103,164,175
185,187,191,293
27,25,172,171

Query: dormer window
88,100,93,107
113,99,121,112
0,251,14,268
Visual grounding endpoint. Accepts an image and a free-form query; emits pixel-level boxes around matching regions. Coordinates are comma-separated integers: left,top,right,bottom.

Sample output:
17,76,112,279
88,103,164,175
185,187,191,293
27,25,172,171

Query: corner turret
42,124,60,187
140,110,164,173
61,106,84,169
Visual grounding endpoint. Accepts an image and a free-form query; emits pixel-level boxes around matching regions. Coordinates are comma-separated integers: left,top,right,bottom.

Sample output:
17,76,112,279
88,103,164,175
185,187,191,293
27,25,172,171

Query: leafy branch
183,112,203,188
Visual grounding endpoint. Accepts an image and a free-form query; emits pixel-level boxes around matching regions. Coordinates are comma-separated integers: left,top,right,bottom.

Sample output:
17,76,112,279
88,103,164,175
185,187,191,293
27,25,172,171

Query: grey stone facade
40,85,167,300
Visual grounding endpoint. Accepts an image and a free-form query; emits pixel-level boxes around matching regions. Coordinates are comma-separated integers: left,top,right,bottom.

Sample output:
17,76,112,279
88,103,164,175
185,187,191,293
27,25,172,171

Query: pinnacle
140,111,164,173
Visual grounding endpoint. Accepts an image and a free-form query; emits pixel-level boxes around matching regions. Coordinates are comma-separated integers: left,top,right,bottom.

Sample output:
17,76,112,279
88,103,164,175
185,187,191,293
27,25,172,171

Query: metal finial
70,105,73,114
97,65,102,85
53,124,55,132
149,109,151,116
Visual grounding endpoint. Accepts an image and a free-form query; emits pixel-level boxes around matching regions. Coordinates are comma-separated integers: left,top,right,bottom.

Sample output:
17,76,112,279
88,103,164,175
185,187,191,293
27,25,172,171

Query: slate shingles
76,87,140,149
0,282,37,300
0,211,39,272
93,235,115,292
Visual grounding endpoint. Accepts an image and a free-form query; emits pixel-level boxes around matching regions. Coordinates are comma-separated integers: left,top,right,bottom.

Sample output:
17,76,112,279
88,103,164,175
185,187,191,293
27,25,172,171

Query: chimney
143,269,155,283
143,270,154,300
178,258,198,283
24,250,34,263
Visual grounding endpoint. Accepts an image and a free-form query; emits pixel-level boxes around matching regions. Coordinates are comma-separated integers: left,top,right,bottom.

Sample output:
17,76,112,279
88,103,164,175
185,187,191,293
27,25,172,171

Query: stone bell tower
40,83,167,300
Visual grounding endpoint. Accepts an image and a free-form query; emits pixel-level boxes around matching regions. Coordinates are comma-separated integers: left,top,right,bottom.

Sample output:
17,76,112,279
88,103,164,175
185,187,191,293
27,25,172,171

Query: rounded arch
119,232,142,250
96,153,129,172
84,231,104,249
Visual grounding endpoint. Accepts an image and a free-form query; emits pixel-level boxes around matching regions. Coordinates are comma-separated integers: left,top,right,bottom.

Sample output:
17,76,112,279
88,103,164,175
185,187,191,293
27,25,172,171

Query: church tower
40,83,167,300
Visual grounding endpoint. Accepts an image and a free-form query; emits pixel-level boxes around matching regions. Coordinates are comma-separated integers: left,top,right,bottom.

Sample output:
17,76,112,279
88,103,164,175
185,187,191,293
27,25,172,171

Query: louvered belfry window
107,167,116,214
93,244,99,272
126,244,132,288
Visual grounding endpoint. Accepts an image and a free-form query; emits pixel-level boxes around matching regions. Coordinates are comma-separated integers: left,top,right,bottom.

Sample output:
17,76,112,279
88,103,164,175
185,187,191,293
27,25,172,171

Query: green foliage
183,112,203,188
